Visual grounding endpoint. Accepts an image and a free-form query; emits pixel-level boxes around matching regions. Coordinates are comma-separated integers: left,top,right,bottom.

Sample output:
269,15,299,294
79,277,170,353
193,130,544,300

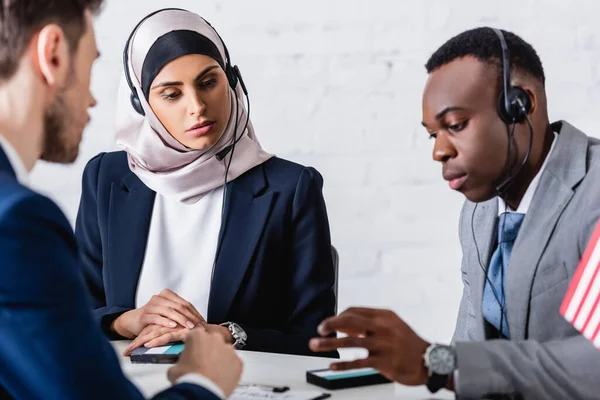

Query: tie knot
498,212,525,243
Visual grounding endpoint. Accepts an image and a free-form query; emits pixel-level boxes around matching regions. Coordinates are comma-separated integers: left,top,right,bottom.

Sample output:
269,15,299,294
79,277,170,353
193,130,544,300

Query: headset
122,8,248,117
493,28,531,126
472,28,536,339
122,9,252,283
492,28,533,196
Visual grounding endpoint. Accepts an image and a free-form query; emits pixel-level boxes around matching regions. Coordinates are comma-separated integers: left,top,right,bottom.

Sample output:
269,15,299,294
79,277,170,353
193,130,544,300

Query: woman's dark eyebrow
151,65,220,90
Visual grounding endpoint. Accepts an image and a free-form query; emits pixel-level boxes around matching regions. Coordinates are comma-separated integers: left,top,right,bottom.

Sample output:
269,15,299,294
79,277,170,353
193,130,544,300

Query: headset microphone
216,145,233,161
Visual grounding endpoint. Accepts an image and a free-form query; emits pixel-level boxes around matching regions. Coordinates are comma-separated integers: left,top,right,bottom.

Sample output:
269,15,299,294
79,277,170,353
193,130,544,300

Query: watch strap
426,372,449,393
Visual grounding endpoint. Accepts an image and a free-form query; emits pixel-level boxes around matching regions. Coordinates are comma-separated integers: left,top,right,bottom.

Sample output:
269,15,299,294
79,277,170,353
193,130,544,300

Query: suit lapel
107,172,155,307
208,165,274,322
506,121,587,339
471,198,499,332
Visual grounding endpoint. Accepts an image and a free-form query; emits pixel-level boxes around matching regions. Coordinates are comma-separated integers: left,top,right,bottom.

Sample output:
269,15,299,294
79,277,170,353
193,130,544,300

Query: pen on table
238,383,290,393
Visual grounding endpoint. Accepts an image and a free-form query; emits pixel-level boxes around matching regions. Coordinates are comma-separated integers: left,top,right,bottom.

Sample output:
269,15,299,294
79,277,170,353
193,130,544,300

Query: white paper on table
230,385,329,400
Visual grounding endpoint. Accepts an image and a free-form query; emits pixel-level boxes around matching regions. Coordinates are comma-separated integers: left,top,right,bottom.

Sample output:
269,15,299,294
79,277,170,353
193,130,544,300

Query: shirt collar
0,134,29,185
498,131,558,215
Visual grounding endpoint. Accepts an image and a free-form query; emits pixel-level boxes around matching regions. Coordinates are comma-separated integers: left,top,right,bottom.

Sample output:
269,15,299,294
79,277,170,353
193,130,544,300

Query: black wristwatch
423,343,457,393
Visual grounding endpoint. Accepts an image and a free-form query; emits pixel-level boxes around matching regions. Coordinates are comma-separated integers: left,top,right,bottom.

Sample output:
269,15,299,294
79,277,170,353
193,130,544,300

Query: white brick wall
28,0,600,344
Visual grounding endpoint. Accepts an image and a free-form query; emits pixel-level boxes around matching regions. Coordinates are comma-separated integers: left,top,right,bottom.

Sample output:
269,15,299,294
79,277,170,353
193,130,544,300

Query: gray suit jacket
453,121,600,400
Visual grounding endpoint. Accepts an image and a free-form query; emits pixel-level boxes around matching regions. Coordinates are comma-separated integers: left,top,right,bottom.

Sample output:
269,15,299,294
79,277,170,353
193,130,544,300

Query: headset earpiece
233,65,248,95
226,65,238,90
492,28,533,125
497,86,531,124
130,89,145,116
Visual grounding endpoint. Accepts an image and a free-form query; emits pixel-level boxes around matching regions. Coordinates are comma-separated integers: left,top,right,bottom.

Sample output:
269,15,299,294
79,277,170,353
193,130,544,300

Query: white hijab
116,9,273,204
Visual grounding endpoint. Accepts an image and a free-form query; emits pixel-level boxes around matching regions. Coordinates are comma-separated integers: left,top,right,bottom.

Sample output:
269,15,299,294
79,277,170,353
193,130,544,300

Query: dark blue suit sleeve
0,192,217,400
152,384,220,400
75,153,132,339
240,167,338,357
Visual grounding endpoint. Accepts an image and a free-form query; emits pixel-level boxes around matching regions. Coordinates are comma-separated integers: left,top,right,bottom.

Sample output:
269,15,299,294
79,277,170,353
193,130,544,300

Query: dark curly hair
425,27,545,85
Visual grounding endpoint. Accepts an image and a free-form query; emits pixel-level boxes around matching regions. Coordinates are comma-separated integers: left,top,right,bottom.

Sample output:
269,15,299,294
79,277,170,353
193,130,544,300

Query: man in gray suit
310,28,600,399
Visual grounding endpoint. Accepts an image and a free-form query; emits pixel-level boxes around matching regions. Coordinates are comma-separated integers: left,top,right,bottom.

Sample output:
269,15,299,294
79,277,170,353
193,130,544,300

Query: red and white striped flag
561,220,600,348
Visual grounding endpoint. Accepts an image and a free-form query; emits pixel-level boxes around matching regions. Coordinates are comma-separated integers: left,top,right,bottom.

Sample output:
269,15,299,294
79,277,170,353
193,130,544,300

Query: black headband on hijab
141,30,225,100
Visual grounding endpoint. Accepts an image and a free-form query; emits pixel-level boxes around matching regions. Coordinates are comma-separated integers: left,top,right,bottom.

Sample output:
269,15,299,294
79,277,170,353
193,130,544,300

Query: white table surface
112,341,454,400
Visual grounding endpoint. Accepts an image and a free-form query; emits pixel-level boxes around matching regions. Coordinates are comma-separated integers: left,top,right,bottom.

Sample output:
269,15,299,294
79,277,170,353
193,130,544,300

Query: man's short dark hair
425,27,545,85
0,0,103,81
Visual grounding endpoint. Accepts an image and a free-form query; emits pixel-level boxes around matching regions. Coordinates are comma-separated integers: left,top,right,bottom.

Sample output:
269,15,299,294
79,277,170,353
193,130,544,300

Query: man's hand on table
168,328,243,398
309,307,432,386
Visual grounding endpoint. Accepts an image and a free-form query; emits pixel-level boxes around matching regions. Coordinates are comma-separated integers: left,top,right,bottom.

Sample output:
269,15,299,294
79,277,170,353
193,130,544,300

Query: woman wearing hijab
75,8,336,357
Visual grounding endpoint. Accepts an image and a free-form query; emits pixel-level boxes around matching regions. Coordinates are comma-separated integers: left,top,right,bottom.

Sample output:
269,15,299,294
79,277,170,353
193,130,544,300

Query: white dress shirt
135,187,223,318
135,188,225,398
0,135,29,185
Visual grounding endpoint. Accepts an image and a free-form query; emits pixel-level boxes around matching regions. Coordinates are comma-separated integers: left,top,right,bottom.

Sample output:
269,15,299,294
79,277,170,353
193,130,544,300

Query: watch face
429,346,456,375
231,323,247,341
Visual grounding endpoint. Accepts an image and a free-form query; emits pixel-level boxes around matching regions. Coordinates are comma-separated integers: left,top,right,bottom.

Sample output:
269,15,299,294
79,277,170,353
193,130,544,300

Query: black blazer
75,152,337,356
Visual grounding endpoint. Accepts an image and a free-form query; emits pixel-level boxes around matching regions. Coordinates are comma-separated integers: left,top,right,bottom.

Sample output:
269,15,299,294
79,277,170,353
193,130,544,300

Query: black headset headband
492,28,513,119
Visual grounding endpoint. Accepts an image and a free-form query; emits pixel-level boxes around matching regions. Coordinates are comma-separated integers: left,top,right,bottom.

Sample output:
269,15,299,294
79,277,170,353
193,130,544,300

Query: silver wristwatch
220,322,247,349
423,343,457,393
